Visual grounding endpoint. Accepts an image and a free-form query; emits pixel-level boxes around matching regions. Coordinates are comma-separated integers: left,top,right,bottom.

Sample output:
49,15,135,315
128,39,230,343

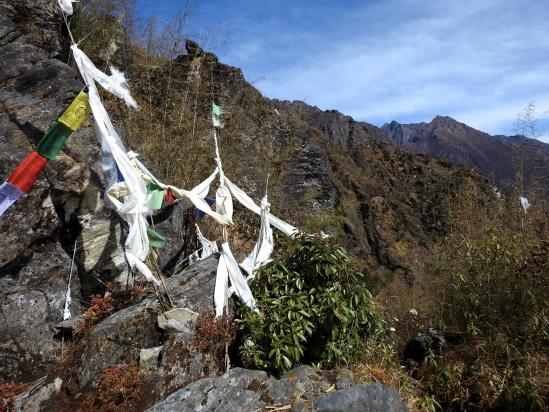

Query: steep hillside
382,116,549,191
117,40,494,287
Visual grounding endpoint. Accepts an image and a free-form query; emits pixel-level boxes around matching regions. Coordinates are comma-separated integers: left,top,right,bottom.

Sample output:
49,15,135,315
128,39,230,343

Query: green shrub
237,234,385,372
440,229,548,342
494,377,546,412
425,188,548,410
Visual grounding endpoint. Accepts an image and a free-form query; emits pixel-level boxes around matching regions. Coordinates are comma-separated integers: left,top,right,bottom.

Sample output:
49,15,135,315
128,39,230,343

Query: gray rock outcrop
147,365,408,412
74,255,220,389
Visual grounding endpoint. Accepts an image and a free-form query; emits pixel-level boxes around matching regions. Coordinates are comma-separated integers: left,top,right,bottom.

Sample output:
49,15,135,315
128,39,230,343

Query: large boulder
66,255,218,393
0,242,82,382
316,384,408,412
403,326,446,368
147,365,409,412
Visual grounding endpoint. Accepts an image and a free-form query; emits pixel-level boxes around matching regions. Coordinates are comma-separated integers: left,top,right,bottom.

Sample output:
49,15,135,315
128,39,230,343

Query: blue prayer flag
195,197,216,220
0,181,24,216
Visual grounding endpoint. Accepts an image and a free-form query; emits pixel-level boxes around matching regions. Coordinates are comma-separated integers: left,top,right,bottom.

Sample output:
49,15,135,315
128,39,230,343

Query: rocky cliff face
271,99,391,148
0,0,190,384
266,100,492,284
1,0,91,382
382,116,549,191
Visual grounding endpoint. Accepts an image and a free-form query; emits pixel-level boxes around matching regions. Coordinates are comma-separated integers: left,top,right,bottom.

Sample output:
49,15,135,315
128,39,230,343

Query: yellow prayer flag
59,91,91,131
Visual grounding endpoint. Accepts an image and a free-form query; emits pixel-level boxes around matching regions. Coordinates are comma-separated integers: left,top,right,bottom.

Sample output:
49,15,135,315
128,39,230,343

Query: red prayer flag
7,151,47,193
165,187,175,204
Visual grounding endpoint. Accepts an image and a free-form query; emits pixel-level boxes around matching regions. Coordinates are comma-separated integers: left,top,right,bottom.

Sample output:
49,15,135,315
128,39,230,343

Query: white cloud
213,0,549,140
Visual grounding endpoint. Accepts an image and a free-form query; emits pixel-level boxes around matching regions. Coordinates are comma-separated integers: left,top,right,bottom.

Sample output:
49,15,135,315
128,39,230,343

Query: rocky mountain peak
430,115,465,131
382,114,549,190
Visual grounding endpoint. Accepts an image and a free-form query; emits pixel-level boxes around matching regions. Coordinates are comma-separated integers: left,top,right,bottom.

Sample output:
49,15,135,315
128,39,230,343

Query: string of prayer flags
71,44,162,285
212,102,225,128
0,91,90,217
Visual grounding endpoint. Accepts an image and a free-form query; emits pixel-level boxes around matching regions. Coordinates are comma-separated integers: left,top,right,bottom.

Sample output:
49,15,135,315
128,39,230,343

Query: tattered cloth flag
195,197,215,219
0,150,47,216
58,0,74,15
212,102,225,128
63,285,72,320
146,181,165,210
165,187,176,204
195,224,218,259
520,196,531,214
147,227,167,249
215,242,258,317
239,195,274,279
59,90,91,131
36,122,72,160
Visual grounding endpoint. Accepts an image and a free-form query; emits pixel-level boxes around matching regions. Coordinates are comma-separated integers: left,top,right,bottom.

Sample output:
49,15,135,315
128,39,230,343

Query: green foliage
494,377,546,412
422,351,547,412
237,234,386,372
419,395,441,412
423,184,549,411
441,229,548,342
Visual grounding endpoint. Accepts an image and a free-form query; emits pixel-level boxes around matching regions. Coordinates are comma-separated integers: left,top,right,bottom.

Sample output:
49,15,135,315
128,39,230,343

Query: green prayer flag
212,102,224,117
146,182,165,210
212,102,225,127
147,227,167,249
36,121,72,160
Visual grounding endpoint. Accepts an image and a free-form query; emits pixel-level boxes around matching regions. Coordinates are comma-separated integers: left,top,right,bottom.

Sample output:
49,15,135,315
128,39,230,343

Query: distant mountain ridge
273,100,548,191
382,116,549,190
270,99,392,147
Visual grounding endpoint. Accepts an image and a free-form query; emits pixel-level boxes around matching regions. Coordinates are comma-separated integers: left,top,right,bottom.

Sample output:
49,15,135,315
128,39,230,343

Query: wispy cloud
164,0,549,138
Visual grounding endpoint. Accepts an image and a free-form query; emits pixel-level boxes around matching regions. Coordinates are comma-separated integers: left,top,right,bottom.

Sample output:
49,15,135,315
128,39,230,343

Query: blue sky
137,0,549,141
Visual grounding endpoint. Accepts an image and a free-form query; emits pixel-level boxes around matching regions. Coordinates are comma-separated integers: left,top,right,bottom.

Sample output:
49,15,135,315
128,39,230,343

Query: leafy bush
441,229,548,342
494,377,546,412
237,234,385,372
423,185,549,411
